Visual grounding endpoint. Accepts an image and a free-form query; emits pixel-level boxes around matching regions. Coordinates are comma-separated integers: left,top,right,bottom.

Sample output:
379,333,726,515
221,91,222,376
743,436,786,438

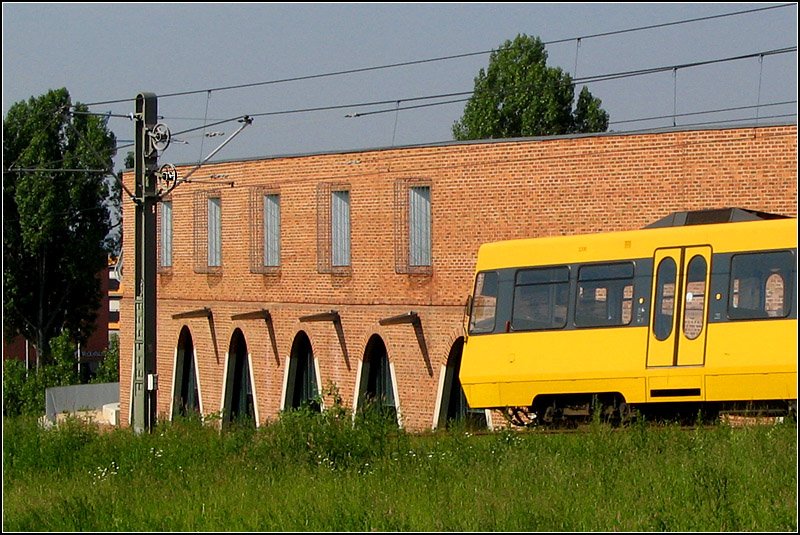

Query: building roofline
134,120,796,171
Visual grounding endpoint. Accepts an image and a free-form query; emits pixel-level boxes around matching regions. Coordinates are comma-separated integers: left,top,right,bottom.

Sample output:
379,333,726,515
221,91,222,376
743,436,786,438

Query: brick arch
290,327,320,361
221,327,256,427
445,326,467,356
170,322,194,345
226,327,249,356
227,317,283,371
361,333,390,365
434,333,488,430
431,330,466,429
175,324,194,344
354,331,400,426
283,329,322,412
357,325,394,364
156,316,216,424
171,324,202,419
226,321,267,364
435,325,467,377
286,327,323,389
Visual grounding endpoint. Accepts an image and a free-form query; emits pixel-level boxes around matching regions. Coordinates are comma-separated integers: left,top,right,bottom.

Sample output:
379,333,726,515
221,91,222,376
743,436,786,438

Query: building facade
119,123,798,431
108,257,122,341
3,257,118,377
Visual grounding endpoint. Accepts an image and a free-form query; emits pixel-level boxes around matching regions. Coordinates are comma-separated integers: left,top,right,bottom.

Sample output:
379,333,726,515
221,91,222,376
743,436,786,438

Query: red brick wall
2,336,38,366
3,267,110,367
119,125,798,431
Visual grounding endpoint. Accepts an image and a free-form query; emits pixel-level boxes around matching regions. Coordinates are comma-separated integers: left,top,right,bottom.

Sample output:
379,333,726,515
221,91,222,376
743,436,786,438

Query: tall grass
3,411,796,532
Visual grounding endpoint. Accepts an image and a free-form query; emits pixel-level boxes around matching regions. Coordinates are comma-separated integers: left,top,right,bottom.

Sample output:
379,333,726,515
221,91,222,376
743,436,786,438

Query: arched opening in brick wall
222,328,255,427
284,331,320,412
172,326,200,419
356,334,398,426
437,337,487,430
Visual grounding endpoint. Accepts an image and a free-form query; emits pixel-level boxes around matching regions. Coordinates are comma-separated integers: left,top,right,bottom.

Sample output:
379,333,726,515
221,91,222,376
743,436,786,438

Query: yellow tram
460,209,797,424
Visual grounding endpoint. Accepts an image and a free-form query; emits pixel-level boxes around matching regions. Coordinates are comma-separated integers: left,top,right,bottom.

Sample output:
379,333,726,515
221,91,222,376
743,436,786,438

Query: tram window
469,271,499,334
575,262,634,328
683,255,707,340
729,251,795,320
653,257,677,341
512,267,569,331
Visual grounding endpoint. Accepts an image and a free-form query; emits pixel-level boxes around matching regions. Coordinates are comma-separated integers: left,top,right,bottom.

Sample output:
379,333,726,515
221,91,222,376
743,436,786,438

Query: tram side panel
460,222,798,413
460,328,650,409
461,260,655,409
703,249,798,403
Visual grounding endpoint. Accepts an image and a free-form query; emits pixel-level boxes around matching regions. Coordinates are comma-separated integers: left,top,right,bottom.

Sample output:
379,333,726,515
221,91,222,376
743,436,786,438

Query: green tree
107,151,134,258
453,34,609,140
2,329,81,417
92,334,119,384
3,88,117,365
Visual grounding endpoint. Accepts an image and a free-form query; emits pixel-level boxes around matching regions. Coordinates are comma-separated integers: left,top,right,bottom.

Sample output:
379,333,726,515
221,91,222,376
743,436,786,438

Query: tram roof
644,208,790,229
474,210,797,270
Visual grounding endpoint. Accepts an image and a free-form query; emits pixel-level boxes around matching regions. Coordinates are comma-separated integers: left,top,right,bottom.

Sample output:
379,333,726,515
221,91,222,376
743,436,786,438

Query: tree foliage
2,332,119,417
3,88,117,363
106,151,134,258
453,34,609,140
91,334,120,384
2,330,81,417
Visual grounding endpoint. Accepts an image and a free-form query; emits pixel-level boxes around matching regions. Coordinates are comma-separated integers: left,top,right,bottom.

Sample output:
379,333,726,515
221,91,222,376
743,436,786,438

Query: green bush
2,329,120,417
2,330,81,417
91,334,119,384
251,384,408,472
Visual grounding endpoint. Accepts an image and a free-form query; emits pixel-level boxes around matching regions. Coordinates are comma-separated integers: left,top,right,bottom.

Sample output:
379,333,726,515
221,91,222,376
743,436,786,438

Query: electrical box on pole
132,93,159,433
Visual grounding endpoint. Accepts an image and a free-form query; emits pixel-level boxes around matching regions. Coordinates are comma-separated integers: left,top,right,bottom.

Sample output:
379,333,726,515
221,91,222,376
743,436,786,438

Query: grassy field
3,409,797,532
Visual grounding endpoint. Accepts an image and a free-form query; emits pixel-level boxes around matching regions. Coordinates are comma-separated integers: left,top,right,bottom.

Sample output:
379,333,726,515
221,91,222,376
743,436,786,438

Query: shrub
91,334,119,384
2,330,81,417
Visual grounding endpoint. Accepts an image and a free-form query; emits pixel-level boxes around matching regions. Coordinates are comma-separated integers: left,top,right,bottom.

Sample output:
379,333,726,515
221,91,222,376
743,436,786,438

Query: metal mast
132,93,159,433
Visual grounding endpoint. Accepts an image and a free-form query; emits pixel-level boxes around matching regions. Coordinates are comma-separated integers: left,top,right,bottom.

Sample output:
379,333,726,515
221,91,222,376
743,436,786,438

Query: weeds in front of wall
3,399,796,532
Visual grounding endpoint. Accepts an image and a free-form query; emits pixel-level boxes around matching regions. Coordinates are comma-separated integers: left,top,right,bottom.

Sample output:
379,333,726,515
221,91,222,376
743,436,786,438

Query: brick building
119,123,797,431
3,257,118,375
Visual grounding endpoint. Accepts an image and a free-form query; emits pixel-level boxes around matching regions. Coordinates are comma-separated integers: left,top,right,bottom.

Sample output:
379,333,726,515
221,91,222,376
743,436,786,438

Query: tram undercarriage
501,394,796,428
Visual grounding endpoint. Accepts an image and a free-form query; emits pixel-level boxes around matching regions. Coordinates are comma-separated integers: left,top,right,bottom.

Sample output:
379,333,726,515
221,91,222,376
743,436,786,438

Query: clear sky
2,3,797,172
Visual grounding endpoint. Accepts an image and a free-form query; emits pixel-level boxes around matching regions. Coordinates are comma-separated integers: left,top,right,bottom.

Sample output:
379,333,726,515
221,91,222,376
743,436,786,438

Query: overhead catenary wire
7,6,793,287
53,44,795,164
621,113,797,133
6,168,110,174
2,203,114,225
10,81,796,177
49,4,796,157
74,3,796,109
756,54,765,125
3,111,121,227
339,44,798,118
3,103,73,173
573,46,795,85
198,90,212,166
22,95,794,174
69,46,796,132
60,110,134,202
340,47,798,121
6,5,796,177
10,101,795,177
608,100,797,126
